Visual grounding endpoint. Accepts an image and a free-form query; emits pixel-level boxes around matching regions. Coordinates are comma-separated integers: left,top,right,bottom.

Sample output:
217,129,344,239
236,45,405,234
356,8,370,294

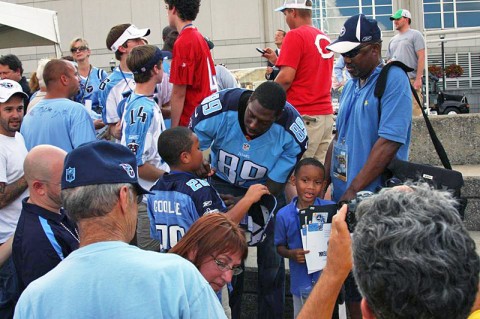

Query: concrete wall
409,113,479,166
409,114,480,231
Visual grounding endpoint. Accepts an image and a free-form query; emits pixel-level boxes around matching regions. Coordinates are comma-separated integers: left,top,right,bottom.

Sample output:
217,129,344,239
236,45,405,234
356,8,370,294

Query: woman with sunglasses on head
70,37,108,115
170,213,247,316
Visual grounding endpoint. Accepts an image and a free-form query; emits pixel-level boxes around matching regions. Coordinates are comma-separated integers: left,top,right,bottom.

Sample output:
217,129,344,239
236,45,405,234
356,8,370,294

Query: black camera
339,191,374,233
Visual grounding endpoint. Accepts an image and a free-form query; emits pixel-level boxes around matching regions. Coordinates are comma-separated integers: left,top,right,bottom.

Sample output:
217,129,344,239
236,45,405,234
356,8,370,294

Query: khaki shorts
136,202,160,251
301,114,334,164
410,78,423,117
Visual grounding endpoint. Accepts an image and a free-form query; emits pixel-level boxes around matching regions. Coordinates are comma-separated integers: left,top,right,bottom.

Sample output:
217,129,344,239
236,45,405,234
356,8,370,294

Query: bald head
24,145,67,185
24,145,67,211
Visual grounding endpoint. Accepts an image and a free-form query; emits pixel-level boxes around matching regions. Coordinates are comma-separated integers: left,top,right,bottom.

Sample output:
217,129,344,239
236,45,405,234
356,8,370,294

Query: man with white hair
14,141,227,318
27,58,50,113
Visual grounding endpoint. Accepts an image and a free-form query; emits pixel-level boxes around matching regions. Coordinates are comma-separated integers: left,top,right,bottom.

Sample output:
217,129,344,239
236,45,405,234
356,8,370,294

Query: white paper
301,212,331,274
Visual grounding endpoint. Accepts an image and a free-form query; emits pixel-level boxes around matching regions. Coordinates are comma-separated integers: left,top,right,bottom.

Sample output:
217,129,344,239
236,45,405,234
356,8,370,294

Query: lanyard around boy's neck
119,66,134,93
180,23,194,33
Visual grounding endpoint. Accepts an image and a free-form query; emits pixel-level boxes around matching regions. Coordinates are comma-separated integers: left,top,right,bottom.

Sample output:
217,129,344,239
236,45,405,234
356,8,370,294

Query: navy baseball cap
62,141,152,195
327,14,382,54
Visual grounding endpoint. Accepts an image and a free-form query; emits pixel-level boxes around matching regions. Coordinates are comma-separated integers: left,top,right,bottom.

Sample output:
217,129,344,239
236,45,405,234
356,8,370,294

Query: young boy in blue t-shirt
274,158,335,318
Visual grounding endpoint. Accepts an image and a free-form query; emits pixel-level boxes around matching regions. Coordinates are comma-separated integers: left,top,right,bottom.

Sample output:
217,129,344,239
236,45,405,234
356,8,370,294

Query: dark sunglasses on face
70,46,88,53
341,44,372,59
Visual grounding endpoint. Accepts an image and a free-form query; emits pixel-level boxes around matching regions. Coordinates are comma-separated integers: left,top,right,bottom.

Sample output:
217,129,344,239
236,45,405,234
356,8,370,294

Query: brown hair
126,45,162,83
106,24,131,60
169,213,248,268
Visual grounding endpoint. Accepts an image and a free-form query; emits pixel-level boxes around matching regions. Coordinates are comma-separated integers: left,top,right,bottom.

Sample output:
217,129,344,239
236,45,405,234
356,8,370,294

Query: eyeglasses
211,255,243,276
70,46,88,53
341,43,374,59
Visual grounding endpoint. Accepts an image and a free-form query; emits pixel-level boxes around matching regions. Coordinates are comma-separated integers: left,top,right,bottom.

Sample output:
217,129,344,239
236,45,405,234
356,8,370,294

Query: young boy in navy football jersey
274,158,335,318
147,126,269,252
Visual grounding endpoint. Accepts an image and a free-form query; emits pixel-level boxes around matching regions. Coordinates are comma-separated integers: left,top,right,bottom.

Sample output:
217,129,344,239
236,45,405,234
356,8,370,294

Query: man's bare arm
414,49,425,90
339,138,401,203
323,133,337,198
138,164,165,182
274,66,296,92
0,176,28,209
170,84,187,128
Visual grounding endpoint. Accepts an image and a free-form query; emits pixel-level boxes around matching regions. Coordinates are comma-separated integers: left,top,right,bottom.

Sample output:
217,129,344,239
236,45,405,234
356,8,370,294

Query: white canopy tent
0,1,61,57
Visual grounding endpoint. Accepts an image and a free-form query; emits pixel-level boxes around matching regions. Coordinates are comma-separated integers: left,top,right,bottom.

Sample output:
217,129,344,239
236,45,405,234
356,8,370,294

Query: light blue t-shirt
332,65,412,202
14,241,226,319
20,98,96,152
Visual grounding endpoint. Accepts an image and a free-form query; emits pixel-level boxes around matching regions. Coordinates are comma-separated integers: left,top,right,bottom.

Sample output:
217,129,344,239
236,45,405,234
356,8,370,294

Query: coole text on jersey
152,200,181,215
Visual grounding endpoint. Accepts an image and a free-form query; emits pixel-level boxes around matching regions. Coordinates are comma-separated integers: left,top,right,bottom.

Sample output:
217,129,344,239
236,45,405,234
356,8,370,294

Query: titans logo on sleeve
190,88,308,188
147,172,227,251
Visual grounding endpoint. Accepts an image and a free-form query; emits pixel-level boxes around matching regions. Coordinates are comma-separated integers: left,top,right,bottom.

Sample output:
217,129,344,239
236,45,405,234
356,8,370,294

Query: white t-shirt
0,132,29,243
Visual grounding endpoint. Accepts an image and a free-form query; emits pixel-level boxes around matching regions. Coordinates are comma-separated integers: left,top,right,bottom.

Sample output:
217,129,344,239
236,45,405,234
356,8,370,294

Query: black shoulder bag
374,61,467,219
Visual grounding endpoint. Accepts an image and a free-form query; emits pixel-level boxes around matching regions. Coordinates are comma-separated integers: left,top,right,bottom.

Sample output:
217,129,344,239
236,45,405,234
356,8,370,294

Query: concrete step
452,165,480,230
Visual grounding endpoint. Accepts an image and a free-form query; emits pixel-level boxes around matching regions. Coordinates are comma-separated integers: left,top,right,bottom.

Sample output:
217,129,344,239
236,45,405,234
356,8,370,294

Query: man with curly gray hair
353,185,479,319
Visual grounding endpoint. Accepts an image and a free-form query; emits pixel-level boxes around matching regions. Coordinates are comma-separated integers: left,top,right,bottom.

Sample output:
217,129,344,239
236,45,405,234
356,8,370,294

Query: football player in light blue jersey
190,82,308,191
99,24,149,140
190,81,308,319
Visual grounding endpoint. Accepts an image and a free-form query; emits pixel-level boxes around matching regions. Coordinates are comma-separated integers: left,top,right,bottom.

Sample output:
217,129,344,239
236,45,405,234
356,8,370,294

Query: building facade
1,0,479,110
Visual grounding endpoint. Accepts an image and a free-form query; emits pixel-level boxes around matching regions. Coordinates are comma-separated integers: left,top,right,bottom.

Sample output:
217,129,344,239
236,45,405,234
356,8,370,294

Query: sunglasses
70,46,88,53
341,43,375,59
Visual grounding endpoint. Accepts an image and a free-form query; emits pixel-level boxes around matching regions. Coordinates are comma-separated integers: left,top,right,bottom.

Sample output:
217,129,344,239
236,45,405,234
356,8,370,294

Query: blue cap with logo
62,140,152,195
327,14,382,54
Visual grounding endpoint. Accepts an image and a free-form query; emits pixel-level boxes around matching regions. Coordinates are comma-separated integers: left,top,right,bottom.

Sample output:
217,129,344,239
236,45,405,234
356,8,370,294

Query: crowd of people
0,0,478,318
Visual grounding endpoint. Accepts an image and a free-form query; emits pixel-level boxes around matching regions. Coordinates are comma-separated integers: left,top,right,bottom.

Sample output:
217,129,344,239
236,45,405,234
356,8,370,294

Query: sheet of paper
299,206,337,274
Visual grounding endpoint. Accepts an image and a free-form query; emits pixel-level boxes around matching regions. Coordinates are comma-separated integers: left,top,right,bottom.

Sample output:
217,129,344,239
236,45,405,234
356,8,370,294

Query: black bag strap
374,61,452,170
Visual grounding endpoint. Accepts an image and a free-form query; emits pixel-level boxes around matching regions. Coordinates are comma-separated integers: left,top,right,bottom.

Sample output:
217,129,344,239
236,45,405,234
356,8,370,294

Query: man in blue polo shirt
13,145,78,293
324,14,412,318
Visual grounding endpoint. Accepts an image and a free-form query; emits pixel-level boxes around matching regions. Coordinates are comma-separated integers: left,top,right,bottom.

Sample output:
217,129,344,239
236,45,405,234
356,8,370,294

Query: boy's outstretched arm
277,246,310,264
224,184,270,224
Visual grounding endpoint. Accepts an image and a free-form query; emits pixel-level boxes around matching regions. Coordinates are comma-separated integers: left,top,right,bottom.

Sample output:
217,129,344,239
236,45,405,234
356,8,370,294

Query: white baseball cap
0,79,28,103
275,0,312,12
110,25,150,52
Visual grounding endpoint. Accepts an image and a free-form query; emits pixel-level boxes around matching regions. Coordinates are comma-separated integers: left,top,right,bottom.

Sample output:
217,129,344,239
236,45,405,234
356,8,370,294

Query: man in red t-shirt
264,0,334,163
165,0,217,127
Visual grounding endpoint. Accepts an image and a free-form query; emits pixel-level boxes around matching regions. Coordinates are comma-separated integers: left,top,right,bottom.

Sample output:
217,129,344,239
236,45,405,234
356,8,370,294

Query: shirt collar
22,197,66,222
